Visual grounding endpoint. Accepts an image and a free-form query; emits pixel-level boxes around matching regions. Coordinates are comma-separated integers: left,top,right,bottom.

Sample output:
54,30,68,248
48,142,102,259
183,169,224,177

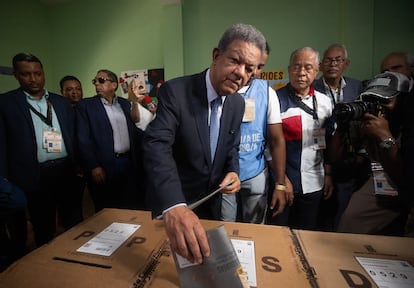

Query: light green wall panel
161,1,184,80
0,0,51,93
1,0,413,96
372,0,414,75
0,0,166,96
181,0,377,81
48,0,164,97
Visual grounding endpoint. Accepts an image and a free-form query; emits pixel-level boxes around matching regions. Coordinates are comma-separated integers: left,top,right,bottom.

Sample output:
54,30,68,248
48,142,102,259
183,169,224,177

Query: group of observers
0,57,155,271
1,23,413,268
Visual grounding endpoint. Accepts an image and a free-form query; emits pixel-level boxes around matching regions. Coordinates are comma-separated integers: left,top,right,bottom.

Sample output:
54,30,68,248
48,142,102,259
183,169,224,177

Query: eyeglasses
321,57,346,65
92,77,114,85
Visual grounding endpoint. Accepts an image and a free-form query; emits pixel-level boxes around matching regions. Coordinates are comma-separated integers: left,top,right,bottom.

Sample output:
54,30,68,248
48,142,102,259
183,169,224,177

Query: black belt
115,151,129,158
39,157,69,169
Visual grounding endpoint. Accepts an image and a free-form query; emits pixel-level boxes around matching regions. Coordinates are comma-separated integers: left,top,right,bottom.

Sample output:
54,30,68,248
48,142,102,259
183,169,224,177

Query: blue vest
239,79,268,181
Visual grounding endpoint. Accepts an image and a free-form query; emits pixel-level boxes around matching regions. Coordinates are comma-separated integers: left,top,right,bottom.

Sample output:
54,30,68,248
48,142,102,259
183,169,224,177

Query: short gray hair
289,47,320,66
217,23,266,56
324,43,349,59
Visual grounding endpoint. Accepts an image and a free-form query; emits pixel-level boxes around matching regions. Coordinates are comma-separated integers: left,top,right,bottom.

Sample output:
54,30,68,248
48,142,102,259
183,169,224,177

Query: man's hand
220,172,240,194
270,176,293,217
323,175,334,200
269,188,286,217
361,112,391,141
91,166,106,184
163,205,210,264
285,177,294,206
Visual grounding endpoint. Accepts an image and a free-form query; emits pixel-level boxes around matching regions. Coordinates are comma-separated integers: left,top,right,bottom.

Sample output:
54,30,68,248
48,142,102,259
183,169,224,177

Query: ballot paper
188,179,234,210
356,257,414,288
76,222,140,256
173,225,248,288
232,239,257,287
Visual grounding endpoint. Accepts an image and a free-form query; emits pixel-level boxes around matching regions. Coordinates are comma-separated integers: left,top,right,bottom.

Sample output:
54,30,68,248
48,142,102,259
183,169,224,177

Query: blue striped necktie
210,97,221,160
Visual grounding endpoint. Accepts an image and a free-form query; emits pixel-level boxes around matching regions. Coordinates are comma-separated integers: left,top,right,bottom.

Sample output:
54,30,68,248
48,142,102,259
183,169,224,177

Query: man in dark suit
143,23,267,263
313,44,365,231
314,44,363,105
0,115,27,272
76,69,145,212
0,53,81,251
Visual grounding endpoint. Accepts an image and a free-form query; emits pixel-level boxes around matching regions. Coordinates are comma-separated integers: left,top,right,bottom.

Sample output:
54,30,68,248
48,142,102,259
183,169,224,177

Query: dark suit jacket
0,115,6,177
0,88,76,194
401,89,414,205
143,70,245,218
313,76,363,103
76,95,142,179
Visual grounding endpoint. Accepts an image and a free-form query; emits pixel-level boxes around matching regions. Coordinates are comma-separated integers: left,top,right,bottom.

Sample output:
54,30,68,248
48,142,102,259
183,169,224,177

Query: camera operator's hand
361,112,392,142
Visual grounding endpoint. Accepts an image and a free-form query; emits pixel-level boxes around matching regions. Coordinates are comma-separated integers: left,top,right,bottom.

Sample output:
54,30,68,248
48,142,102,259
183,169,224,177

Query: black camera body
333,100,382,126
332,71,410,126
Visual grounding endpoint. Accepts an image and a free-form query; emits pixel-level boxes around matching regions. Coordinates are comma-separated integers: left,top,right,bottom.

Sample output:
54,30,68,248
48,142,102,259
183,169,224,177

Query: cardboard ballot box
293,229,414,288
150,219,310,288
0,209,169,288
1,208,414,288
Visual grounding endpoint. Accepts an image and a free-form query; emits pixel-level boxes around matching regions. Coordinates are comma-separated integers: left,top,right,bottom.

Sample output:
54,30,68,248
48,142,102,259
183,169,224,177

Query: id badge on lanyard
312,128,326,150
242,98,255,122
371,161,398,196
43,128,63,153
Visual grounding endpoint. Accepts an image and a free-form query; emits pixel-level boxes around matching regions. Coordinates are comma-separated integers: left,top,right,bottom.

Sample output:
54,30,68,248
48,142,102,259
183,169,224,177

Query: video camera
333,72,410,126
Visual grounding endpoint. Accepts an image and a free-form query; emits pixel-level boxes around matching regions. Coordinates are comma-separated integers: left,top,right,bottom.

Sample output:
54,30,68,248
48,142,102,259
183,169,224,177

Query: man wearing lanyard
313,44,364,230
0,53,81,256
271,47,334,230
314,44,363,105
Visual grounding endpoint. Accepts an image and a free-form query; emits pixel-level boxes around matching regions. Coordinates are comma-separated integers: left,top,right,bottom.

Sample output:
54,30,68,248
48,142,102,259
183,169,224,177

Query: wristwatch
379,137,396,149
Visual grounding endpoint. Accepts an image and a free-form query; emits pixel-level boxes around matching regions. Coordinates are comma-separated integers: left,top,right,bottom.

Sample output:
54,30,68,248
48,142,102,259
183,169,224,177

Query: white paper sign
356,257,414,288
77,222,140,256
232,239,257,287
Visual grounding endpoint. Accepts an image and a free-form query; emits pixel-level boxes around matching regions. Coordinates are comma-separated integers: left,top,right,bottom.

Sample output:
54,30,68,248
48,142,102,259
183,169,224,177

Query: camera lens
334,101,368,125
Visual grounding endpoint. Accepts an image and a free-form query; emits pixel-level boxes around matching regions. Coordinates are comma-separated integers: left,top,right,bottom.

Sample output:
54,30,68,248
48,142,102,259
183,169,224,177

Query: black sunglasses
92,77,114,85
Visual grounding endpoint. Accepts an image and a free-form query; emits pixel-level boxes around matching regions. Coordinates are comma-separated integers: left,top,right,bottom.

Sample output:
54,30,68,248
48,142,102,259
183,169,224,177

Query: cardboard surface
1,208,414,288
148,219,310,288
0,209,168,288
294,229,414,288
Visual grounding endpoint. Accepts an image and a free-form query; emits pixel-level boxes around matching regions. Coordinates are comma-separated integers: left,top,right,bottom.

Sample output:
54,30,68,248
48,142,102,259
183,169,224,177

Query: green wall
0,0,168,96
373,0,414,67
0,0,51,93
1,0,413,96
181,0,375,79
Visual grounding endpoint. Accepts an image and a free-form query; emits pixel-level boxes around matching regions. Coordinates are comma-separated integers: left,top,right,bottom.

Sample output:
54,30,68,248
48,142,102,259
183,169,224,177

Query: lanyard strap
329,84,342,106
288,84,318,120
28,99,53,127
